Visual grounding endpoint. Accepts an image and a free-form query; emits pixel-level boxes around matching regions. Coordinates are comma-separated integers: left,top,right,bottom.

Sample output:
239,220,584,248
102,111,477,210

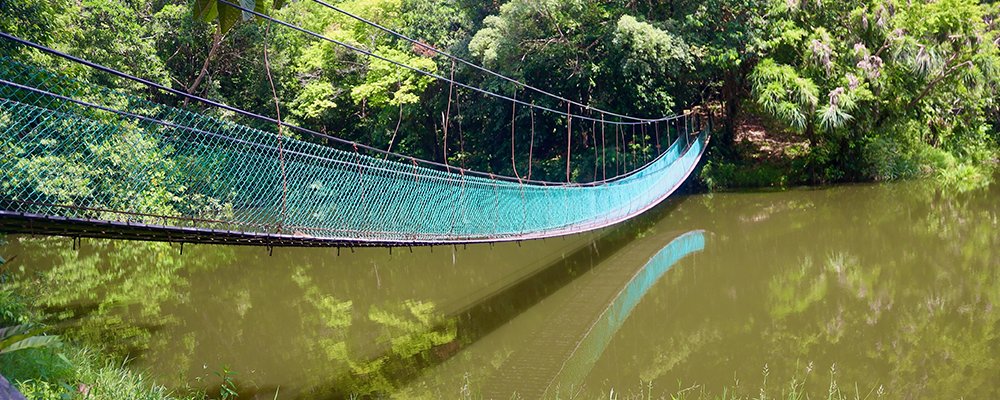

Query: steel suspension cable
262,18,289,233
592,117,598,182
654,121,660,152
601,114,606,180
444,60,456,169
511,90,522,182
1,29,687,186
528,105,535,180
0,32,607,185
0,32,474,180
641,123,648,162
455,87,466,169
631,125,637,169
614,122,620,176
565,102,572,182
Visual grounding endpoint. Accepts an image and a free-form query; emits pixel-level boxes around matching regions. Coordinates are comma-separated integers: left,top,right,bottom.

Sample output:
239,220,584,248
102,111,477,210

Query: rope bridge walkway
0,23,709,247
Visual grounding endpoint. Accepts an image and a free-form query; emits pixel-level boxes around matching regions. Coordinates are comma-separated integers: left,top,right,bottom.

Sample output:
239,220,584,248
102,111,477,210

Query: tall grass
443,364,887,400
10,348,194,400
588,364,885,400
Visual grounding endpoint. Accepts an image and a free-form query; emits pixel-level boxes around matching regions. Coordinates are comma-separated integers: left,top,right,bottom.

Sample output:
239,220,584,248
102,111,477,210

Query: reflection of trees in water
2,237,235,397
288,264,457,398
8,237,460,398
8,238,230,360
620,178,999,398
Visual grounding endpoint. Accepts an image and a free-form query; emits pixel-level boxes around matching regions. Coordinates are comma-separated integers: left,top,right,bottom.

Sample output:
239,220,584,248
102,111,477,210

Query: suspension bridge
0,3,709,248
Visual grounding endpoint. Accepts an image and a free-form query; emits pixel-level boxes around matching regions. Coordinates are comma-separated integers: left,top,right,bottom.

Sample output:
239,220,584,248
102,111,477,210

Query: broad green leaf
0,326,45,350
193,0,219,22
218,2,241,33
0,335,61,354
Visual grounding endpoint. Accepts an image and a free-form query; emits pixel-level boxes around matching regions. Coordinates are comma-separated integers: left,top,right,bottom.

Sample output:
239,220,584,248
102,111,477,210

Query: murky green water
3,176,998,399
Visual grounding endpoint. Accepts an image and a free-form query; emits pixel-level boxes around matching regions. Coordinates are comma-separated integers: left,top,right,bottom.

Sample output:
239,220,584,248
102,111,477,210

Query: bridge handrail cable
0,32,687,187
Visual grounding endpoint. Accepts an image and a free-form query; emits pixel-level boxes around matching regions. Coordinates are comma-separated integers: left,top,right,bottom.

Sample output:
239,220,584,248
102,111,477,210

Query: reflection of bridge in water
277,206,705,398
365,228,706,398
483,230,705,398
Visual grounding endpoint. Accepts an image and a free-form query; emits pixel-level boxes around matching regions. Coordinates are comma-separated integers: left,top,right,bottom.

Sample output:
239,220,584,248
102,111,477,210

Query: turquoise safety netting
0,58,708,245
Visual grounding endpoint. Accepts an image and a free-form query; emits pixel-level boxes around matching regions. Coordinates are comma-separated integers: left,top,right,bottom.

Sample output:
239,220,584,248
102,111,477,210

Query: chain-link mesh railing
0,57,709,245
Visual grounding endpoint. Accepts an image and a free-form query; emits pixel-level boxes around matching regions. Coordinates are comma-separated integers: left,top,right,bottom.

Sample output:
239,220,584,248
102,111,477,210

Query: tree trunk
719,68,741,157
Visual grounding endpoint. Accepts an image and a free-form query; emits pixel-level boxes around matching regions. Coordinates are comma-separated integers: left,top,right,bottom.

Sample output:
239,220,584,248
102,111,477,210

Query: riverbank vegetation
702,0,1000,189
0,269,198,399
3,0,996,188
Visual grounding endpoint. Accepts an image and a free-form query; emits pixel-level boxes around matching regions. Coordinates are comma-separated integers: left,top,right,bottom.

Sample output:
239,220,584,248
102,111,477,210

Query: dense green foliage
2,0,996,185
745,0,1000,184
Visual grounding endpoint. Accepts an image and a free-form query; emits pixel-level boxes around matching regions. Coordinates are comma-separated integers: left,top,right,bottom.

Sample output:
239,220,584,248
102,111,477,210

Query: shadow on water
484,230,706,399
293,196,695,399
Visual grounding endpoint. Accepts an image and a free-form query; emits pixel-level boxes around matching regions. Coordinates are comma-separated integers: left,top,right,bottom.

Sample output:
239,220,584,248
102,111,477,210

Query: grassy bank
0,273,202,400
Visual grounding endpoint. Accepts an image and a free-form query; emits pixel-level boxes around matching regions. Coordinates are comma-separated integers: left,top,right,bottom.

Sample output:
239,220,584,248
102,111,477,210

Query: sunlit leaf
193,0,218,22
218,2,241,33
0,335,61,354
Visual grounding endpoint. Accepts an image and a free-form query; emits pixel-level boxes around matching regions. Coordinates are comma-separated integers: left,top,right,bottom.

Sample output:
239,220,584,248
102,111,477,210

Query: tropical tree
749,0,1000,181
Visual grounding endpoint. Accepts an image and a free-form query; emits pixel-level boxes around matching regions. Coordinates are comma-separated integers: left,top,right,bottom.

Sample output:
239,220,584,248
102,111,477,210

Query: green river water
2,176,998,399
